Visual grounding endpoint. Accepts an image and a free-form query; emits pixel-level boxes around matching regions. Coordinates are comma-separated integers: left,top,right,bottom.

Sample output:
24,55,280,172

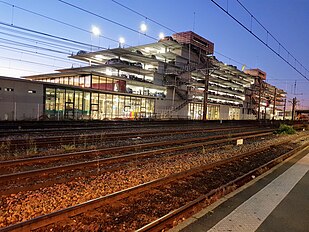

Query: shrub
275,124,296,135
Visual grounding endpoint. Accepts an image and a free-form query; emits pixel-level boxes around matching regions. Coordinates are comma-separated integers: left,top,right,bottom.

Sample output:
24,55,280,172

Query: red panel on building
244,69,267,80
172,31,214,55
92,80,126,92
117,80,126,92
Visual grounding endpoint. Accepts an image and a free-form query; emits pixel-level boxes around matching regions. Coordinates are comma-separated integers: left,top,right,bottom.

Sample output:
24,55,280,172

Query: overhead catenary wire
235,0,300,65
214,50,252,69
110,0,177,34
0,55,66,69
0,19,103,73
0,0,306,109
0,37,71,55
0,0,305,94
0,1,113,75
107,0,269,75
1,0,306,109
108,0,262,76
0,0,120,45
0,44,85,66
210,0,309,82
0,65,42,74
57,0,202,52
0,30,85,53
0,0,250,74
58,0,159,42
58,0,253,69
0,21,105,50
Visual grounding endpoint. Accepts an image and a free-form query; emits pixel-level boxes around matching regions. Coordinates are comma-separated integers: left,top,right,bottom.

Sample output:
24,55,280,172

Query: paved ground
172,147,309,232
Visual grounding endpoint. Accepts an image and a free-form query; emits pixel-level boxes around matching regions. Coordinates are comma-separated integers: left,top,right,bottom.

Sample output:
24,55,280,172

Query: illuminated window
5,88,14,92
28,90,36,94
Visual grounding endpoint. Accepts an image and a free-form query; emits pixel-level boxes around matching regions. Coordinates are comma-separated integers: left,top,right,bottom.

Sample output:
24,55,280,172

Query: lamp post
91,25,101,51
119,37,125,48
159,32,165,40
139,22,147,45
140,23,147,33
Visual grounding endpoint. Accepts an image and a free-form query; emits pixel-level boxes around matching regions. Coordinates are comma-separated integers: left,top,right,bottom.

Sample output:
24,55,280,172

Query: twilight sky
0,0,308,109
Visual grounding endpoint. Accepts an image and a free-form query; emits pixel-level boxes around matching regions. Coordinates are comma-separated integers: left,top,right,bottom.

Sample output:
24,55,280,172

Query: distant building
244,69,286,120
0,31,286,121
0,76,43,121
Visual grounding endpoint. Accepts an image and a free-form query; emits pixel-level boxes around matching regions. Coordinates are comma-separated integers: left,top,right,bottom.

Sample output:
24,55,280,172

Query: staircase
175,88,187,100
163,100,189,118
174,100,189,111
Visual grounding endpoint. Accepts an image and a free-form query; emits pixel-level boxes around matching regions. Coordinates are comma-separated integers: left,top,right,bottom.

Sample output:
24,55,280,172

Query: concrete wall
0,77,44,120
154,87,189,119
219,105,229,120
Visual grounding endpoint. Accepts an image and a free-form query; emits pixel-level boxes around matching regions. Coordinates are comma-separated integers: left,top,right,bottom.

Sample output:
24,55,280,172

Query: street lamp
138,22,147,45
91,25,101,36
119,37,125,48
140,22,147,33
91,25,101,51
159,32,165,40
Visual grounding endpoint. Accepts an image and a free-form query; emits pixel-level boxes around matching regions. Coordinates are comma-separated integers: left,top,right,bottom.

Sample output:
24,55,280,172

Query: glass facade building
44,86,154,120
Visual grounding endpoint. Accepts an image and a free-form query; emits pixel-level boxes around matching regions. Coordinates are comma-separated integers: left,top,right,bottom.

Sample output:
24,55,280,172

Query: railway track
0,121,232,137
138,141,309,232
0,125,257,151
0,126,271,167
1,136,307,232
0,129,273,194
0,120,274,133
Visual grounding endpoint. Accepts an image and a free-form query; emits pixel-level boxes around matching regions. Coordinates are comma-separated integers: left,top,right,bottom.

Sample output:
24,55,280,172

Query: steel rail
0,125,255,149
0,131,272,182
1,137,304,232
0,121,238,135
0,131,273,195
136,141,309,232
0,128,272,168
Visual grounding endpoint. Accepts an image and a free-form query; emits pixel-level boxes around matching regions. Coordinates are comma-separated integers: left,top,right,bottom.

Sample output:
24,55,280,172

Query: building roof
244,68,267,80
172,31,214,55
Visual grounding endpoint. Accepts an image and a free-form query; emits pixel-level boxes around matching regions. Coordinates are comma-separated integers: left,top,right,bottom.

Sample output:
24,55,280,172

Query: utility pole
272,87,277,120
202,59,209,121
264,103,267,120
291,97,297,121
283,98,286,120
291,81,302,121
257,78,262,120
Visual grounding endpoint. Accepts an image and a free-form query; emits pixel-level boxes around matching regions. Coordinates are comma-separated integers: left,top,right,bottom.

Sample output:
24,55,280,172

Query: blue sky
0,0,308,109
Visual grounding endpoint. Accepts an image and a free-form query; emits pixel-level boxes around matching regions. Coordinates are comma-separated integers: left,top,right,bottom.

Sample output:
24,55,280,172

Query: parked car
154,92,166,98
147,67,158,72
126,88,133,93
77,50,87,55
105,58,123,65
197,79,205,84
145,79,153,84
136,50,143,55
122,60,131,66
129,74,138,80
132,62,143,68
